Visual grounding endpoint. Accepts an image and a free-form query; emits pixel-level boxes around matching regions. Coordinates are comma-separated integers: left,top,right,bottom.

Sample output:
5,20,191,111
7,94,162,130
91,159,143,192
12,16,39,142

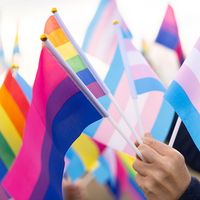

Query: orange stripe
0,85,25,138
44,15,60,35
48,28,69,47
4,70,29,118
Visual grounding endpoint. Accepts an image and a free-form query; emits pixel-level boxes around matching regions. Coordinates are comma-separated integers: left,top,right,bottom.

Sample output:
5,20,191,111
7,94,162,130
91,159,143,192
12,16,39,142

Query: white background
0,0,200,85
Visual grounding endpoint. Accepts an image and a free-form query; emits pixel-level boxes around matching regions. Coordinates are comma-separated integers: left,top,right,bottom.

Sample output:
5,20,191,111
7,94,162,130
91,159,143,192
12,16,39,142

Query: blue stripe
13,46,20,54
135,78,165,94
15,73,32,102
151,100,174,142
156,29,179,50
165,81,200,150
66,155,85,181
82,0,109,50
0,159,7,181
84,47,124,137
92,156,111,184
77,68,96,85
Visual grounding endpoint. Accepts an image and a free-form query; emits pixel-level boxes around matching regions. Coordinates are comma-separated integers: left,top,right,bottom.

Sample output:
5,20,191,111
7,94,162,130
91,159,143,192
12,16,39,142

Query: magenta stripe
176,65,200,113
87,82,105,98
130,64,157,80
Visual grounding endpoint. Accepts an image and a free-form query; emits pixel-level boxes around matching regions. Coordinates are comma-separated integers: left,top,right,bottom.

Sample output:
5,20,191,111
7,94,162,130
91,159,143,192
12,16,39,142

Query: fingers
143,134,172,156
133,158,149,176
138,143,161,163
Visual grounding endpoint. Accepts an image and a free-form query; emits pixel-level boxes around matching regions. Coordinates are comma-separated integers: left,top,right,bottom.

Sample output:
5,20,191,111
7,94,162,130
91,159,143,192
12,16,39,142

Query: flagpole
51,8,142,145
41,35,144,161
168,117,181,147
113,21,144,136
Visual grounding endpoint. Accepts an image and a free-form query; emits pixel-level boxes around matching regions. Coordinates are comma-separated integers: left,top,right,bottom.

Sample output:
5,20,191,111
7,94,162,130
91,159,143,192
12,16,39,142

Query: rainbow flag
156,4,184,65
44,15,105,99
2,46,103,200
84,40,174,155
165,37,200,150
82,0,132,64
0,70,29,180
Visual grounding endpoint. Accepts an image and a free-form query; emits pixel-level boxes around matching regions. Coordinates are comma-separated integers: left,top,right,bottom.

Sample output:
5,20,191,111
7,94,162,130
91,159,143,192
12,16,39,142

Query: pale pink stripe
88,1,116,54
3,105,45,200
125,39,137,52
135,92,163,133
130,64,157,80
176,65,200,112
194,38,200,51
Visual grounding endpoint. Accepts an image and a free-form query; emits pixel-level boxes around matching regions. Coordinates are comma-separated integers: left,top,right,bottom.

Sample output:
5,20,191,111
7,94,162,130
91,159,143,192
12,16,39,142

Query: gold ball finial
11,64,19,69
40,34,47,42
51,8,57,13
112,20,120,25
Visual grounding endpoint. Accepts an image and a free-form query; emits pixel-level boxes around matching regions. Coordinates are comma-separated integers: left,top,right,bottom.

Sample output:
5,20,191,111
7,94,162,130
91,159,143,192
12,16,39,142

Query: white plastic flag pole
51,8,142,145
41,35,144,160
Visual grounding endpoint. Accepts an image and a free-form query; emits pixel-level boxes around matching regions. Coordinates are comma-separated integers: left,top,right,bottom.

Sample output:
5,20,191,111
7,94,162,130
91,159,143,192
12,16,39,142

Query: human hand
133,134,191,200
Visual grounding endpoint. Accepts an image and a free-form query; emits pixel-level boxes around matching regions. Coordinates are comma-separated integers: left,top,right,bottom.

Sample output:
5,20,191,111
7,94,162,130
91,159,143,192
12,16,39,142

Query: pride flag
0,36,7,74
2,47,102,200
0,184,11,200
82,0,132,64
84,40,174,155
44,14,105,99
0,70,29,180
165,37,200,150
156,4,184,65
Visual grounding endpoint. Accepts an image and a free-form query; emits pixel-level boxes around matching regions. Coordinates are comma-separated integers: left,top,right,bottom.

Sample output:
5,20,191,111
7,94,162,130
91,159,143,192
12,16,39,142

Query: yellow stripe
0,105,22,155
72,134,99,171
48,28,69,47
56,42,78,61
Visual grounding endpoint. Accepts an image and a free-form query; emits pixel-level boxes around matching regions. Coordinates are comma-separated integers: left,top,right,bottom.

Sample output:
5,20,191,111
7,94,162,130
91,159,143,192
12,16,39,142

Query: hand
133,134,191,200
62,179,87,200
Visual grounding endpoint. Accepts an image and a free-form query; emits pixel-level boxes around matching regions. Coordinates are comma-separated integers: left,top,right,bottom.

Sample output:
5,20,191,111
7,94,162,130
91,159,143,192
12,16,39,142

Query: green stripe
0,132,15,169
67,55,86,73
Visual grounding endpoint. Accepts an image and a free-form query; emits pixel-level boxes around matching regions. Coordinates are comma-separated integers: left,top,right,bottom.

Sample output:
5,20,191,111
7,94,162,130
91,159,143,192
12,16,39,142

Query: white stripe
127,50,148,66
184,48,200,81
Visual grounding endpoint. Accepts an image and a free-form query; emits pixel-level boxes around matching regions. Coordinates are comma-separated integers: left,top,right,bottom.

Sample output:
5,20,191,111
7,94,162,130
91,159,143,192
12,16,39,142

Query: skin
133,134,191,200
62,179,87,200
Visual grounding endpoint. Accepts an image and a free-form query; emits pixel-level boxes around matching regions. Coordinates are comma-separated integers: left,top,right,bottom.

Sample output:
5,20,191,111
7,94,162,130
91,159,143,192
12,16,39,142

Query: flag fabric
44,15,105,99
0,36,7,74
11,26,20,67
84,39,174,155
2,47,102,200
155,4,184,65
82,0,132,64
0,183,11,200
0,70,30,180
165,38,200,150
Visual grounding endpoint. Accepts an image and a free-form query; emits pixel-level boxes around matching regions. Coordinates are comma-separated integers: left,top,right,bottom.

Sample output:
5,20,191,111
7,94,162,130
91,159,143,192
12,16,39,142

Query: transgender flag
156,4,184,65
0,36,7,74
82,0,132,64
2,47,102,200
165,38,200,150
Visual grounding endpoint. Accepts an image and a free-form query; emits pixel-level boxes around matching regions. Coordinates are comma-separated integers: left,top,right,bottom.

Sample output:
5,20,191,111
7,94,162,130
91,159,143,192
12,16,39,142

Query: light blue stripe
135,78,165,94
165,81,200,150
13,46,20,54
82,0,109,50
15,73,32,102
151,100,174,141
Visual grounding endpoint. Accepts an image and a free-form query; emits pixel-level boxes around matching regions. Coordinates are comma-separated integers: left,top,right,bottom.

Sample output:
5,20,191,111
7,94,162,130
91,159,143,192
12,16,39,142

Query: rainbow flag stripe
0,70,29,179
44,15,105,98
3,47,102,200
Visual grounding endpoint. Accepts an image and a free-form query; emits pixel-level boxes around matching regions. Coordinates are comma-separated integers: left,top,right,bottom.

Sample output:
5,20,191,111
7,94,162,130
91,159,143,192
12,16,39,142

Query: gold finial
112,20,120,25
11,64,19,69
51,8,57,13
40,34,47,42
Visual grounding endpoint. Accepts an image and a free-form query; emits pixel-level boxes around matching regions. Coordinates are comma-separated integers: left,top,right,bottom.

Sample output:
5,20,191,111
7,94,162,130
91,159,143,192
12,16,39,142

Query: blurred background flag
2,46,103,200
165,37,200,150
155,4,184,65
0,70,30,180
82,0,132,65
